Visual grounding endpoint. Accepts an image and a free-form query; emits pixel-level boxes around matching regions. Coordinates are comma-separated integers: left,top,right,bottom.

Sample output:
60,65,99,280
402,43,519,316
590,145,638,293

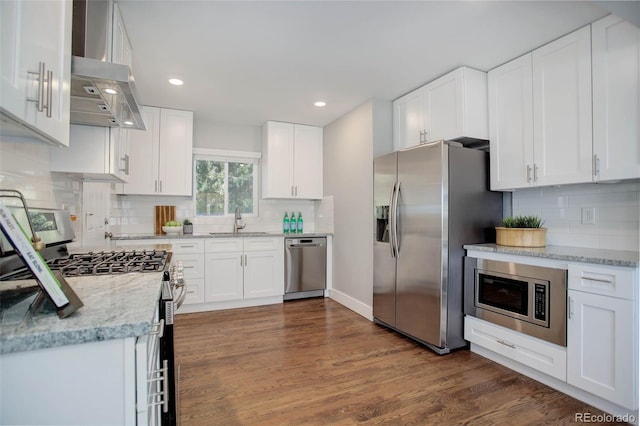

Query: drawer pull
581,276,613,284
497,339,515,349
183,265,195,269
179,245,195,248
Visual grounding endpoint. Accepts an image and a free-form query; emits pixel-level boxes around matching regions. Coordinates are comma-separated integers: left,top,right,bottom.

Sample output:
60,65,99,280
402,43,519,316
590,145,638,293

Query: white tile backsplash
512,181,640,251
111,194,320,234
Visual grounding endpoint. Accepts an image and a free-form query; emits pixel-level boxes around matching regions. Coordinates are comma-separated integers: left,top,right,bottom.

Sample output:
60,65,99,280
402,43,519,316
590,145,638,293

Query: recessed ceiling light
314,101,326,107
104,88,117,95
169,78,184,86
123,120,134,126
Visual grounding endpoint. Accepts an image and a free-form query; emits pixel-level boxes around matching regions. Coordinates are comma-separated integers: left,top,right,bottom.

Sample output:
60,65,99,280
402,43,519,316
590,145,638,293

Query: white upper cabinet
50,125,130,182
489,54,534,190
111,3,133,69
393,66,488,151
490,26,592,190
262,121,323,200
118,106,193,196
0,0,72,147
592,15,640,182
532,25,593,187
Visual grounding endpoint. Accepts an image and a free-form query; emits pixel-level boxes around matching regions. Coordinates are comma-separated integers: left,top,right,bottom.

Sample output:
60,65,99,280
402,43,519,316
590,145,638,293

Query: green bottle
291,212,296,233
297,212,303,234
283,212,289,234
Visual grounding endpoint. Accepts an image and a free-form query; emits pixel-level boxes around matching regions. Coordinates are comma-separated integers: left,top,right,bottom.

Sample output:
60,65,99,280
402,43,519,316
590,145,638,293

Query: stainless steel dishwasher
284,237,327,300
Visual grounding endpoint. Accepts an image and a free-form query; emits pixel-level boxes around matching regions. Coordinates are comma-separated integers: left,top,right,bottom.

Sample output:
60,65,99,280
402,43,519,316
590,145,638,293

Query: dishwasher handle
286,238,325,248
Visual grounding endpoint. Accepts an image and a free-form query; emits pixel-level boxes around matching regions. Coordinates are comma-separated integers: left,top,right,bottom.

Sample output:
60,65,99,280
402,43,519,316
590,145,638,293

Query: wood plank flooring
174,298,612,425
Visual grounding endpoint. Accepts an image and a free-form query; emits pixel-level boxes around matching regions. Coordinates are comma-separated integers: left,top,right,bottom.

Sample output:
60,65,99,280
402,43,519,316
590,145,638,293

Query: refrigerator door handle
388,183,397,258
393,181,401,256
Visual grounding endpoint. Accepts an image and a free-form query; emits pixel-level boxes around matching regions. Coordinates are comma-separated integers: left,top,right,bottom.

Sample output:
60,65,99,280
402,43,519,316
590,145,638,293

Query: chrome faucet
233,206,245,233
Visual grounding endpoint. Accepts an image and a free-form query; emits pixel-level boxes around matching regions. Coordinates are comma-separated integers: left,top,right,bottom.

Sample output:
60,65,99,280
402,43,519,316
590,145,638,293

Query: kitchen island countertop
0,272,163,355
464,243,639,268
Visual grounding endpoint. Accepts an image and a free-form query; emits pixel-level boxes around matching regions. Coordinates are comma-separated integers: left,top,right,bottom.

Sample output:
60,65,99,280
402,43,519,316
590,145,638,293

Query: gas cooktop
0,249,171,281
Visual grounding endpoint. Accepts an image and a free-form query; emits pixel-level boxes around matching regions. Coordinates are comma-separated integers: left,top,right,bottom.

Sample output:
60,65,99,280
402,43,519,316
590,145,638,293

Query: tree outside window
195,157,256,216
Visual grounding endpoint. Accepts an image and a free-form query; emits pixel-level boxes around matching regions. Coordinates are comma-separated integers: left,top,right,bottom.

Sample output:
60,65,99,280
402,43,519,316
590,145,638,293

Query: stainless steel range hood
70,0,145,130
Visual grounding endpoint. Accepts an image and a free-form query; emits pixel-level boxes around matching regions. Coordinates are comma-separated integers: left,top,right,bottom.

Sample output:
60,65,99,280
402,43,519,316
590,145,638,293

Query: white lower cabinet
0,337,145,425
567,263,638,410
170,240,205,306
204,237,284,303
465,316,567,380
205,249,244,302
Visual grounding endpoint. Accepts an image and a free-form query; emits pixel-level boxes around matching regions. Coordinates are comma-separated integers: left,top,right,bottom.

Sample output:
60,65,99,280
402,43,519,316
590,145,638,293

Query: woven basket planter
495,227,547,247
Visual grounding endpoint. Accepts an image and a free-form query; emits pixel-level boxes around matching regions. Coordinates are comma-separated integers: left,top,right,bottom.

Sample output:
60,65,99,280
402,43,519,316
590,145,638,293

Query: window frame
192,148,261,218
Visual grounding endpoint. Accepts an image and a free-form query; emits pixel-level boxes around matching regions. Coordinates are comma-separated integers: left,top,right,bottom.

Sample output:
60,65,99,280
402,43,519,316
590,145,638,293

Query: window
193,149,260,216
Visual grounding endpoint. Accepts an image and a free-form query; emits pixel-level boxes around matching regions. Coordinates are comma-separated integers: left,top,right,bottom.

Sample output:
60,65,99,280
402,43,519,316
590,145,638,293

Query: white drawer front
465,316,567,381
169,239,204,254
243,237,283,252
205,238,243,253
172,253,204,279
178,278,205,307
568,263,636,300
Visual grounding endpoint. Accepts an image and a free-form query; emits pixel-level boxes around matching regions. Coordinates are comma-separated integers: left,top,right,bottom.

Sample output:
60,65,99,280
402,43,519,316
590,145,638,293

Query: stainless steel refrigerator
373,140,502,354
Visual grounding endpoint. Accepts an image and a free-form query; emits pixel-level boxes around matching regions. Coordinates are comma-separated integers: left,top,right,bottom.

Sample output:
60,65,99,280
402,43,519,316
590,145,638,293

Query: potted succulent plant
496,215,547,247
182,218,193,235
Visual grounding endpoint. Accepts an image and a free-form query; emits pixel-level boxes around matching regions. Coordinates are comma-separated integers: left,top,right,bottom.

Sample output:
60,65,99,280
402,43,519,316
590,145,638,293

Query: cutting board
155,206,176,234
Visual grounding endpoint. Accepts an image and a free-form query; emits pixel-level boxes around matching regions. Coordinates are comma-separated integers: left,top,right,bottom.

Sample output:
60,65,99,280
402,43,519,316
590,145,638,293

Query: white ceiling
117,1,618,128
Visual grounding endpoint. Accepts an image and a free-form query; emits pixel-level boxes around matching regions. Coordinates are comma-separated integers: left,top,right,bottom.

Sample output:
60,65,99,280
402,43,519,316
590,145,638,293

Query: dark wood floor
174,298,611,425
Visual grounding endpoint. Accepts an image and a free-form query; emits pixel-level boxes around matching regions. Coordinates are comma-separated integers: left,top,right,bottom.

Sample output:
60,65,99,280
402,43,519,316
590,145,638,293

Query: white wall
323,98,392,314
193,121,262,152
511,181,639,251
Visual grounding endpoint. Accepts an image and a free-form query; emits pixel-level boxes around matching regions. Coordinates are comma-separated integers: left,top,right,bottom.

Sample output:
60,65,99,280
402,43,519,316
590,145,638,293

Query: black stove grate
0,250,170,281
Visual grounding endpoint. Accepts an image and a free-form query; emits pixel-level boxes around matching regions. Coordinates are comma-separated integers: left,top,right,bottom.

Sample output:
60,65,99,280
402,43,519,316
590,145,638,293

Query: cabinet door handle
120,154,130,175
497,339,515,349
240,255,243,266
526,165,532,183
419,130,424,143
295,186,298,196
244,254,248,265
581,276,613,284
27,62,46,112
593,154,600,178
568,296,575,319
45,69,53,118
533,164,539,182
159,180,163,192
182,265,195,269
291,186,294,196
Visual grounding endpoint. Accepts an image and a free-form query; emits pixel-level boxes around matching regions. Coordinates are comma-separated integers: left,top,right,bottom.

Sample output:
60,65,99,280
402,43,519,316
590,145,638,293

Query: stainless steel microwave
464,257,567,346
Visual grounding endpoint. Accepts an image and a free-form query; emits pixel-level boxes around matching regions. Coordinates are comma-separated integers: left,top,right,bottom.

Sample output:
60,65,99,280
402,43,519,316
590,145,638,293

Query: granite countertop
111,232,332,240
464,243,639,268
0,272,163,355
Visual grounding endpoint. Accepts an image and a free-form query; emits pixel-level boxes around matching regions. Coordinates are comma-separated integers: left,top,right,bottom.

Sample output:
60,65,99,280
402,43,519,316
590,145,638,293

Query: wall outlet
581,207,596,225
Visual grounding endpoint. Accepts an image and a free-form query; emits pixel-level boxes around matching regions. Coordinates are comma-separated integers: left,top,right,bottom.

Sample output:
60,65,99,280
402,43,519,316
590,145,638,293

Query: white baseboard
328,288,372,321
